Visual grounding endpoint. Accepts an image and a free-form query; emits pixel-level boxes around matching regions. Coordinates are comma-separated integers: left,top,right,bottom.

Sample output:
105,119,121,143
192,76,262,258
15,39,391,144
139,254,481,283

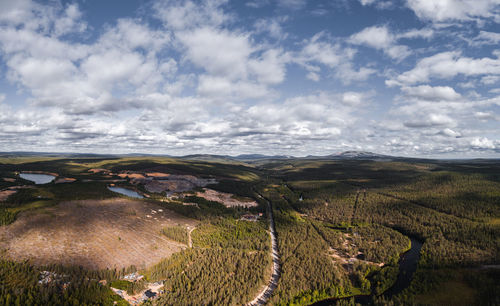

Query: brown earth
117,173,146,179
55,177,76,184
88,168,109,174
0,198,197,270
196,188,258,208
145,172,170,178
145,179,195,193
0,189,17,201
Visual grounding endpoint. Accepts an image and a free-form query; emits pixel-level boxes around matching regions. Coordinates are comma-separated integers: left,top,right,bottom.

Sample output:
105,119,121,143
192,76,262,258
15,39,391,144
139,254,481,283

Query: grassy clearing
161,225,189,245
415,279,476,306
191,218,269,251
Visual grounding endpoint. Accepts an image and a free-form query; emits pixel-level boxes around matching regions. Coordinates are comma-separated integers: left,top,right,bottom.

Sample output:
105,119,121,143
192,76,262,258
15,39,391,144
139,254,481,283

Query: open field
0,198,197,269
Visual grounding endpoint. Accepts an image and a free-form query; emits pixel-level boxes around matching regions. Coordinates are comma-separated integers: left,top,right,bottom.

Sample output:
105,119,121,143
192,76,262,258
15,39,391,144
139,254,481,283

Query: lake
108,186,143,199
19,173,56,184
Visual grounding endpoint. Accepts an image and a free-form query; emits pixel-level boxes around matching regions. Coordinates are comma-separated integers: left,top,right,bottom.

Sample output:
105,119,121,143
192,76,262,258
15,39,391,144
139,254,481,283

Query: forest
0,155,498,305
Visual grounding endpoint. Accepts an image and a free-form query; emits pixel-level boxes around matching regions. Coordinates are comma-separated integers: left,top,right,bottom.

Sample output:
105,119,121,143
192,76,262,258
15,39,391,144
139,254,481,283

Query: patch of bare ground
326,233,384,268
0,198,198,270
55,177,76,184
0,189,17,201
117,173,146,179
0,185,32,201
145,172,170,178
144,179,195,193
196,188,258,208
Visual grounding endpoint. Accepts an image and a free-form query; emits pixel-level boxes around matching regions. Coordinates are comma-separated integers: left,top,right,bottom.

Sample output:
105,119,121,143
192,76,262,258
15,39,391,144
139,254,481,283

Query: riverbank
312,236,423,305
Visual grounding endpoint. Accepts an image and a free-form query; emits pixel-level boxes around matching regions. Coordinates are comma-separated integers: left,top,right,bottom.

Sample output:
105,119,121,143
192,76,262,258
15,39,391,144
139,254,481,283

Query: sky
0,0,499,157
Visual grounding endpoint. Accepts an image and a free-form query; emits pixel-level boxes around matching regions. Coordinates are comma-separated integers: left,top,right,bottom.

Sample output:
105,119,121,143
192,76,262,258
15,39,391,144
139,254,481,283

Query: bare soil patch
0,189,17,202
196,188,258,208
118,173,146,179
0,198,197,270
145,172,170,178
55,177,76,184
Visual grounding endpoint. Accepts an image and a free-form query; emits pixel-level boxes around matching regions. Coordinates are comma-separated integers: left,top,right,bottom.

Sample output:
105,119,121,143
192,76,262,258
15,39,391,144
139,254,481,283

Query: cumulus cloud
349,25,433,60
350,25,410,60
387,51,500,86
0,0,497,157
474,31,500,45
153,0,229,30
471,137,496,149
401,85,462,101
438,128,462,137
404,113,455,128
254,18,288,40
295,32,374,83
406,0,500,23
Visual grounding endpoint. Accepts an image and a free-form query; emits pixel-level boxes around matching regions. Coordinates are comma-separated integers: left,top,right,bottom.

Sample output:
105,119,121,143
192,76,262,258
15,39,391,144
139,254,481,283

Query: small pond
19,173,56,184
108,186,143,199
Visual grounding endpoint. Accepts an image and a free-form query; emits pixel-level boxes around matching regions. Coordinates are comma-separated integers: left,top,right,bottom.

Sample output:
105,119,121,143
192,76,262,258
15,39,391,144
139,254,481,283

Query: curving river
312,236,423,305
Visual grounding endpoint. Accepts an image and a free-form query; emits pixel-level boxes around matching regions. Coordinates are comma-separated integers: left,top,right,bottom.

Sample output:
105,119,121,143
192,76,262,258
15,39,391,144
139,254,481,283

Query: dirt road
247,193,281,306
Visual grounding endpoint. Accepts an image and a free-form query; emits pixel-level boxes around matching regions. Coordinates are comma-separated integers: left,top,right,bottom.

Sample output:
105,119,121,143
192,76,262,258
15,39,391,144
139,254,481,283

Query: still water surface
107,186,143,199
19,173,56,184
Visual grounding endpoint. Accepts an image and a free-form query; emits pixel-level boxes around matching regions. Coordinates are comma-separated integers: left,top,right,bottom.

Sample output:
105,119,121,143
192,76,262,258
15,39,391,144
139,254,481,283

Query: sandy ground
196,188,258,208
0,198,197,269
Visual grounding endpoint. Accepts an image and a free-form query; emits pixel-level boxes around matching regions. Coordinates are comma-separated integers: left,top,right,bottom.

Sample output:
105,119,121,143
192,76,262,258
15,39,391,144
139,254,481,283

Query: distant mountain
233,154,293,160
303,151,395,160
330,151,392,159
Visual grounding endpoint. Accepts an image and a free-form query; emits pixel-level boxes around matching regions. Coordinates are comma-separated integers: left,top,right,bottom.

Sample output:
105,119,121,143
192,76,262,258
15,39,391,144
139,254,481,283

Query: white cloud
296,32,374,83
480,75,500,85
406,0,500,23
153,0,230,30
471,137,496,149
358,0,394,9
249,49,289,85
404,113,455,128
474,111,498,120
300,32,347,67
474,31,500,45
177,27,253,80
397,28,434,39
387,51,500,86
0,0,497,157
277,0,307,10
439,128,462,137
342,92,369,105
349,25,416,60
401,85,462,101
254,18,288,40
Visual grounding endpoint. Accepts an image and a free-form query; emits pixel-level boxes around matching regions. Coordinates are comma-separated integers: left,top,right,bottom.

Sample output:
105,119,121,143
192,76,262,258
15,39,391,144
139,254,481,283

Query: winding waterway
312,236,423,305
19,173,56,184
107,186,144,199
